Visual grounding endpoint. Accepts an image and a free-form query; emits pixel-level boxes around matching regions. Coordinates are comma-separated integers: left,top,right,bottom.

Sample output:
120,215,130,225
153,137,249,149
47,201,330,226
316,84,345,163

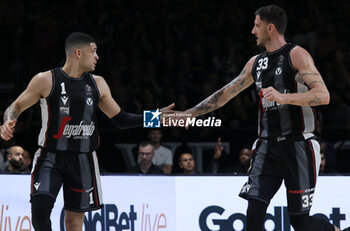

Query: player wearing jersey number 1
0,32,173,231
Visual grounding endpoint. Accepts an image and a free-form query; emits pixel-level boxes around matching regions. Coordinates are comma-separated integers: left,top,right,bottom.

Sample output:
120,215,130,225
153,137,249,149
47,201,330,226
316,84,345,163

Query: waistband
260,133,317,143
39,146,93,155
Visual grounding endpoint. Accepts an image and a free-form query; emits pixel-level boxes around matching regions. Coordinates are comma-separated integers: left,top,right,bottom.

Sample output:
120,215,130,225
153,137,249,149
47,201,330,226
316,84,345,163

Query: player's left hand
0,119,17,141
262,87,285,104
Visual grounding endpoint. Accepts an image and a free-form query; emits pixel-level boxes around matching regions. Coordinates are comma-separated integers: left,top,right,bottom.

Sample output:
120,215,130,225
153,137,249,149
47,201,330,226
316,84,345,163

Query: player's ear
75,49,82,58
267,23,274,32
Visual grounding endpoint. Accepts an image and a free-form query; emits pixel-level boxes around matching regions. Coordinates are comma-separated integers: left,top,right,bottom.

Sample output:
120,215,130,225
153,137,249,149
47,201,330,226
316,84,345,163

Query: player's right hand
0,119,17,140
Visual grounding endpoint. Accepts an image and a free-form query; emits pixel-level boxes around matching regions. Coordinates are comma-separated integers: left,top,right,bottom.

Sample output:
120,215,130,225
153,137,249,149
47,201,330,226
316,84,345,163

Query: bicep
291,47,326,89
99,94,121,118
96,77,121,118
223,59,255,97
13,75,47,113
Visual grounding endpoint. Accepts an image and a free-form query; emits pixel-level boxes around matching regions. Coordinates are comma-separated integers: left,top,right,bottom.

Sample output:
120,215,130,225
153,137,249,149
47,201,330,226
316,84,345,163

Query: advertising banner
0,175,349,231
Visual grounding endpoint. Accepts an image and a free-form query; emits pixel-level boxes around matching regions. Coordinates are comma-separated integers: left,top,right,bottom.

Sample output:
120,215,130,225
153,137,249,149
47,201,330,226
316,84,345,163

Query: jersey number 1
89,192,94,205
60,82,67,95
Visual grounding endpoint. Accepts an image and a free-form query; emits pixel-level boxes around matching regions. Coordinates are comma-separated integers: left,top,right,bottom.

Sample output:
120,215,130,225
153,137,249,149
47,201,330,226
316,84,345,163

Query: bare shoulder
92,74,107,86
92,74,110,96
249,54,259,62
290,45,316,70
27,70,53,98
290,46,313,64
35,70,52,81
247,55,259,68
92,74,104,81
240,55,258,79
290,45,311,57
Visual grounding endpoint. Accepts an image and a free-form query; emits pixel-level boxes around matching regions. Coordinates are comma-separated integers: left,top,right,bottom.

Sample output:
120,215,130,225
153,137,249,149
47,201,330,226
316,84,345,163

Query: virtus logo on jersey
53,116,95,139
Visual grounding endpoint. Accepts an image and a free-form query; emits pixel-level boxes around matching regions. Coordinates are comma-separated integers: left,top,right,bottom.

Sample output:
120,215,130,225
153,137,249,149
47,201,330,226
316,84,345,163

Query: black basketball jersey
251,43,316,138
38,68,100,153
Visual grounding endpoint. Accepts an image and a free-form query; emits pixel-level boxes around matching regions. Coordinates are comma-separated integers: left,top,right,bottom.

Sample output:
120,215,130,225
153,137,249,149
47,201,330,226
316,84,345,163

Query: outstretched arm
1,72,51,140
94,75,173,129
262,46,330,106
186,57,256,117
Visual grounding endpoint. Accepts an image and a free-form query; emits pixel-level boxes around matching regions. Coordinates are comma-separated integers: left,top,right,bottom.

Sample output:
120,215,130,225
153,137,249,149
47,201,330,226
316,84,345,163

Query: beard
9,159,24,170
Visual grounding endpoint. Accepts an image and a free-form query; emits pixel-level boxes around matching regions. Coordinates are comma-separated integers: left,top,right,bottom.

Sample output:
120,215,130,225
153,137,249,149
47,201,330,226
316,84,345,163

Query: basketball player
166,5,349,231
0,32,173,231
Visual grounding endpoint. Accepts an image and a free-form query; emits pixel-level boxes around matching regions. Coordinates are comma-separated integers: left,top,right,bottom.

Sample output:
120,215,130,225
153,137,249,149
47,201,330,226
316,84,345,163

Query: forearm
187,87,228,117
3,103,20,122
282,88,330,106
187,73,250,117
111,111,142,129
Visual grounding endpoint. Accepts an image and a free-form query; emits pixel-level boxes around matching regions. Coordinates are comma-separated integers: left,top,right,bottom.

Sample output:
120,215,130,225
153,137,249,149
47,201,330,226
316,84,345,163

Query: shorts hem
245,195,270,205
64,204,103,213
30,192,57,200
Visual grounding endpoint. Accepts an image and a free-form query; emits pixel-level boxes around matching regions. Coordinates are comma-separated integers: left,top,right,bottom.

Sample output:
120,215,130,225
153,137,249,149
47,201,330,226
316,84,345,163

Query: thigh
239,139,283,204
284,138,321,214
62,151,103,212
31,148,63,199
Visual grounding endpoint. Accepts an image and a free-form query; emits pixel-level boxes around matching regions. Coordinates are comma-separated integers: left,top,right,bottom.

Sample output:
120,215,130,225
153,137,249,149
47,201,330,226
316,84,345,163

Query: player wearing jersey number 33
164,5,349,231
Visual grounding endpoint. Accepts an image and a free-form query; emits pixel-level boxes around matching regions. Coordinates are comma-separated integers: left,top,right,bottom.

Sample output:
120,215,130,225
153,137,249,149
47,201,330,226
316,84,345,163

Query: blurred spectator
148,129,173,174
22,149,32,173
319,149,337,174
230,145,252,174
126,141,163,174
209,137,225,173
1,145,25,173
178,152,197,174
210,138,252,174
0,138,15,171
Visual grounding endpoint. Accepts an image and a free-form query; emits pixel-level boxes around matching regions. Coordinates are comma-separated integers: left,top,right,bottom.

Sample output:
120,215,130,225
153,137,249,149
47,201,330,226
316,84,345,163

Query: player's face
251,15,270,47
80,43,99,72
179,153,195,172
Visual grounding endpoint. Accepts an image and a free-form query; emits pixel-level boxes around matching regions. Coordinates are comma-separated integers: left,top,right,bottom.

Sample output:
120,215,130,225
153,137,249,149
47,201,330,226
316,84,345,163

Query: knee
31,194,55,230
289,213,311,231
290,213,335,231
65,210,85,231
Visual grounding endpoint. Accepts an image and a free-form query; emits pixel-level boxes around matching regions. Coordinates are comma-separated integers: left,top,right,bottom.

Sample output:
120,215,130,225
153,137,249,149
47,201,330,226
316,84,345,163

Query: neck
62,61,84,78
153,142,161,149
264,35,286,53
8,165,21,173
140,162,152,173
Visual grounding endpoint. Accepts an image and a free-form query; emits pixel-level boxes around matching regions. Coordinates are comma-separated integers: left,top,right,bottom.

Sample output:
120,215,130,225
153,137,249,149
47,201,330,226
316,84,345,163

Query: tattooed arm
262,46,330,107
1,71,52,140
186,56,256,117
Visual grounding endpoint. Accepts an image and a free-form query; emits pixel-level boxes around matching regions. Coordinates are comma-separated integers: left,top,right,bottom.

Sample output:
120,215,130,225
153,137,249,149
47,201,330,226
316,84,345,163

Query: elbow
323,91,330,105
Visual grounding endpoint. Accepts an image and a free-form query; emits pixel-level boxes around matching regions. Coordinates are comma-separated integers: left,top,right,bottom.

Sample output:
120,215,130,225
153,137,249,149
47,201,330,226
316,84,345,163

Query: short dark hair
65,32,96,55
138,140,154,148
240,144,252,151
178,152,193,162
255,5,287,34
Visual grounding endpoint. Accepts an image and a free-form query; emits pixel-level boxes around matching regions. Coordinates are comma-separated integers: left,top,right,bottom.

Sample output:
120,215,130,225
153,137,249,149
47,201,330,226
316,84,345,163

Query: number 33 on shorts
301,193,314,208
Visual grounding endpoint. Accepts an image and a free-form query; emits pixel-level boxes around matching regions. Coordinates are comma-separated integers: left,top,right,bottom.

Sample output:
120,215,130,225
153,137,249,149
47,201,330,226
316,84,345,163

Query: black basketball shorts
239,134,321,214
30,148,103,212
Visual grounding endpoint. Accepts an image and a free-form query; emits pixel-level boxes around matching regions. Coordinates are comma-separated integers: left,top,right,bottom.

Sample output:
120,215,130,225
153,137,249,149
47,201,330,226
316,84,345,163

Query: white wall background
0,175,349,231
